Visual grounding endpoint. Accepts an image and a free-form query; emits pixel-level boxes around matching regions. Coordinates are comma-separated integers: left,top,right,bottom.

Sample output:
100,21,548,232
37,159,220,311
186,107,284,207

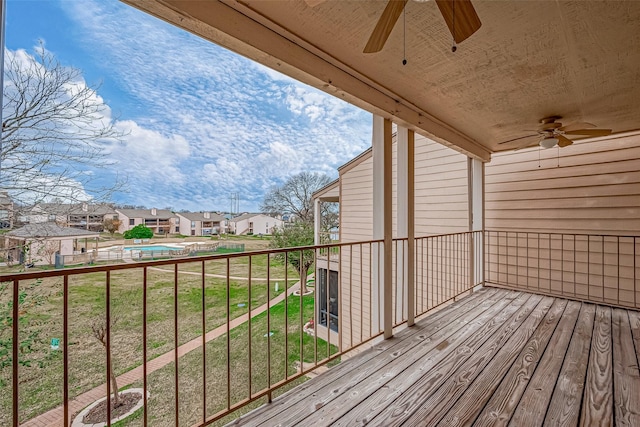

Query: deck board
582,305,614,426
333,293,533,426
543,303,595,427
229,287,640,427
291,290,520,426
369,294,542,427
232,288,501,427
508,300,581,427
611,308,640,425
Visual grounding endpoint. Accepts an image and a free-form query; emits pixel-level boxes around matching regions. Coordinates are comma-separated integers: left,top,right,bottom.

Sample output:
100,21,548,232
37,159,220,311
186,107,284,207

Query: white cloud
54,0,372,211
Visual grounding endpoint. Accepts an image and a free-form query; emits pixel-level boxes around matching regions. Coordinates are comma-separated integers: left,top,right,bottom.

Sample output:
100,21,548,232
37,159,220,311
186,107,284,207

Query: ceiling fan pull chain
452,0,457,52
402,5,407,65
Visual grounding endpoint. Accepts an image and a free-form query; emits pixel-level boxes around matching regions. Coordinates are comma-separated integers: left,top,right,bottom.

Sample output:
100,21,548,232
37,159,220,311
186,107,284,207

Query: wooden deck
231,287,640,426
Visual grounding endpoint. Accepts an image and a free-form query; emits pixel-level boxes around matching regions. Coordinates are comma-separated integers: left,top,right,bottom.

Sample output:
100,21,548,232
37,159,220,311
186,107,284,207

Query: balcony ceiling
123,0,640,161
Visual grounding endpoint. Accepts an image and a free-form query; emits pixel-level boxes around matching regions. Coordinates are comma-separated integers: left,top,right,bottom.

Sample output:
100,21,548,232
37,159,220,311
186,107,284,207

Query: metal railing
3,240,391,427
485,230,640,309
8,229,604,426
413,231,483,319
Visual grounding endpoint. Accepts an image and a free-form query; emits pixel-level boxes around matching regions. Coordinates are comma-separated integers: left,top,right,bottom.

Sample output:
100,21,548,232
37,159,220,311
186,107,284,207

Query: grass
0,245,320,425
113,295,339,427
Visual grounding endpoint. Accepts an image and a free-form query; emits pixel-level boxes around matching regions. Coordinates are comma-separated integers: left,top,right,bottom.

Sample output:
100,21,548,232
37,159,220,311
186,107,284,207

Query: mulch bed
82,392,142,424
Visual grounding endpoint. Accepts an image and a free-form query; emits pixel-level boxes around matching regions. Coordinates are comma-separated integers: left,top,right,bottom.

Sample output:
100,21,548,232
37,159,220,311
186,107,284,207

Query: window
129,219,135,226
191,221,196,228
175,227,180,233
175,218,180,224
317,268,339,332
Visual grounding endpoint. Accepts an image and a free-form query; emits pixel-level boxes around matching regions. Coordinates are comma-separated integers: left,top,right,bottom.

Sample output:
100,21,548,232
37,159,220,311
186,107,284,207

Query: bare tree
91,315,122,407
103,218,122,238
261,172,333,225
1,43,126,206
38,239,60,266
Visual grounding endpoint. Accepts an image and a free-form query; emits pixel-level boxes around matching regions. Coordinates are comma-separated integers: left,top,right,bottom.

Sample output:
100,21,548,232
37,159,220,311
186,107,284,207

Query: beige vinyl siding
485,133,640,308
340,154,374,242
338,154,375,348
414,136,469,235
485,134,640,235
337,135,471,347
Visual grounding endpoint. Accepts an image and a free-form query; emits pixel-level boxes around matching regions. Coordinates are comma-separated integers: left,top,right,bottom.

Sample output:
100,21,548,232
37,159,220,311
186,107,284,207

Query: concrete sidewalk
21,282,301,427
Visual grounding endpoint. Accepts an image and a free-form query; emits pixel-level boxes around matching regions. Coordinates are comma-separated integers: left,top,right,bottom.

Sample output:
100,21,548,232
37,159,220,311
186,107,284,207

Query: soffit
123,0,640,159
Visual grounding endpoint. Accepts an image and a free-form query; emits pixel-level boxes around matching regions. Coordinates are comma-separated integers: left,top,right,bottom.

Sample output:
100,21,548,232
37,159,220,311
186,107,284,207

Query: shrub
123,224,154,239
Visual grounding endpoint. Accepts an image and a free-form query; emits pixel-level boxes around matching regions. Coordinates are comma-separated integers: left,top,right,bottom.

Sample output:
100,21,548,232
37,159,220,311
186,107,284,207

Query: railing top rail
411,230,482,241
0,238,384,281
485,229,640,239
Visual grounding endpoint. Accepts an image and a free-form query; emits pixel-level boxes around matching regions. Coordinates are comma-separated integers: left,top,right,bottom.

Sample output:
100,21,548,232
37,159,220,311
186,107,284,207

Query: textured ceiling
123,0,640,160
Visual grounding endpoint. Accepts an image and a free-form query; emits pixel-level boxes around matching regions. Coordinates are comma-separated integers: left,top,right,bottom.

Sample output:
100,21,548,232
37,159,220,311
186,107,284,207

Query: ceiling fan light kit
498,116,613,151
539,137,559,149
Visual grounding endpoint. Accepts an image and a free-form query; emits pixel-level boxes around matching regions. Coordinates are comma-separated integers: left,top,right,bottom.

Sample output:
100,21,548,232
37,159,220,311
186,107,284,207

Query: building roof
176,212,225,222
312,178,340,200
67,204,116,215
7,223,100,239
337,147,373,174
115,208,176,219
231,212,280,222
23,202,115,216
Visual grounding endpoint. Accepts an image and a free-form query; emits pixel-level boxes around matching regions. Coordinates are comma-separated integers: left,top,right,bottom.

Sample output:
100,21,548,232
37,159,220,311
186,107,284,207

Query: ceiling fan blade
557,134,574,148
497,133,539,145
303,0,326,7
363,0,408,53
564,128,612,137
558,122,595,132
435,0,482,43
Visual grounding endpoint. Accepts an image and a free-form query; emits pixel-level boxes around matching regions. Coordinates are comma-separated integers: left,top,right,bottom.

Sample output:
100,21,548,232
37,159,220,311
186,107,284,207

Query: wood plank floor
229,287,640,427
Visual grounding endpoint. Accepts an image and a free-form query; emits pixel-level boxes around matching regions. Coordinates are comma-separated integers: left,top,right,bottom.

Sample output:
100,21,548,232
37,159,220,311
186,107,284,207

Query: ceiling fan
363,0,482,53
500,116,613,150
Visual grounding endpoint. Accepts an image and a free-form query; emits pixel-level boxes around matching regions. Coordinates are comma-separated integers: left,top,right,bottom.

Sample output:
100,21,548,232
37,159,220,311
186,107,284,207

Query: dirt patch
82,392,142,424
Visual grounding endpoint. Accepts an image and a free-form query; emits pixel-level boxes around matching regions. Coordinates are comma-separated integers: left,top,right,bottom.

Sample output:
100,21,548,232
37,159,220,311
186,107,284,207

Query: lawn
113,295,339,426
0,249,327,425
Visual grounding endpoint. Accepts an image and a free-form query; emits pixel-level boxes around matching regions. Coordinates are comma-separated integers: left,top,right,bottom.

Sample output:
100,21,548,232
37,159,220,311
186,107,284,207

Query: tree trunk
109,361,121,407
299,266,308,295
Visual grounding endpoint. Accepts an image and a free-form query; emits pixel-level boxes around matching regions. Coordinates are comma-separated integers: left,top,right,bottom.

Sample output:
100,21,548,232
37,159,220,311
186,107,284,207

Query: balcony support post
468,158,485,289
372,115,393,338
398,126,415,326
314,197,321,245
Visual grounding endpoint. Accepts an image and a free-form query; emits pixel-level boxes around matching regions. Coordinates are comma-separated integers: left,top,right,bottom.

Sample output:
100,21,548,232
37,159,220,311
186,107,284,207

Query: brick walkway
21,282,301,427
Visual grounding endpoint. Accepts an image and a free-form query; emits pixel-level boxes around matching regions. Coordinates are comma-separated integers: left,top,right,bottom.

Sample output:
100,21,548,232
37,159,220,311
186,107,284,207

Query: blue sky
5,0,372,212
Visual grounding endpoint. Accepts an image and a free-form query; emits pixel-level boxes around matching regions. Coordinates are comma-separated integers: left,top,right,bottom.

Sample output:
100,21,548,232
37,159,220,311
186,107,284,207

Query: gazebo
5,223,99,266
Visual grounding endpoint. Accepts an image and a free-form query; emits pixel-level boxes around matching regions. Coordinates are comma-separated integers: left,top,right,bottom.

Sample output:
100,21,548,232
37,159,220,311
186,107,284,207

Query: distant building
0,192,14,230
15,202,116,231
5,223,99,265
229,213,283,235
115,208,178,235
174,211,226,236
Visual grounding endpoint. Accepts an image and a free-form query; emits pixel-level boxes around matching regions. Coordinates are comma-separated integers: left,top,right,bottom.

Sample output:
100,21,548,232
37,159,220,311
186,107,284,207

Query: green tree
123,224,153,239
270,222,314,295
